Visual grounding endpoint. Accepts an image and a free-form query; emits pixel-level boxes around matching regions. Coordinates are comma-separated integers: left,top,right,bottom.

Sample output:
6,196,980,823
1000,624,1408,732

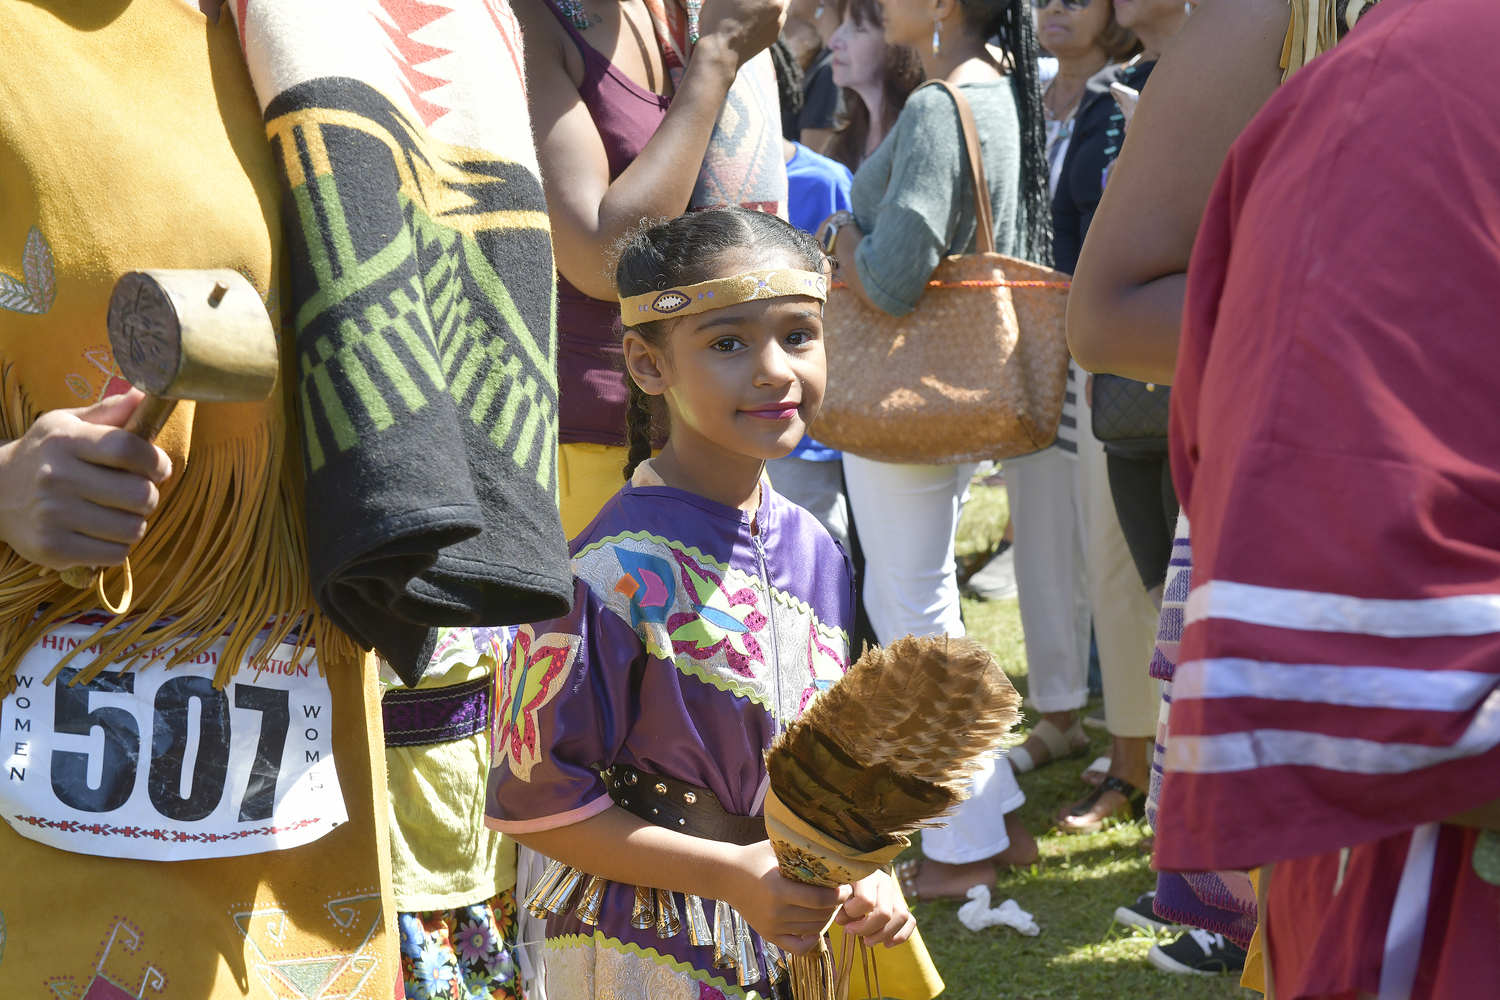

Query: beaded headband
619,269,827,322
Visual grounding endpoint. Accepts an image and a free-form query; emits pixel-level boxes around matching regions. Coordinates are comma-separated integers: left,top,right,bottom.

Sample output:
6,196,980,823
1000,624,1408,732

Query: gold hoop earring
932,18,942,56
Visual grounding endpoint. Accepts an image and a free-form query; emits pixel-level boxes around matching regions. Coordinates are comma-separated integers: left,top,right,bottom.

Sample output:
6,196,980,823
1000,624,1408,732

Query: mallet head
107,268,278,403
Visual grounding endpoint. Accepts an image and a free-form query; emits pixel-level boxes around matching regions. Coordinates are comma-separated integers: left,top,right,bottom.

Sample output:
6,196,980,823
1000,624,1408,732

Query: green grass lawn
903,484,1256,1000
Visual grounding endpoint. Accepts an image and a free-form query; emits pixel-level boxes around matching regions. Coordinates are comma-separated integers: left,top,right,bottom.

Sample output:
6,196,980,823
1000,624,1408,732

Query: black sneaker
1113,891,1182,934
1147,929,1248,976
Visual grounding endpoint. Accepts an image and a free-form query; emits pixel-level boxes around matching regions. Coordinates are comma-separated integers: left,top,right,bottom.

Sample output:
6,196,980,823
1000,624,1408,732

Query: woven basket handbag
812,80,1072,466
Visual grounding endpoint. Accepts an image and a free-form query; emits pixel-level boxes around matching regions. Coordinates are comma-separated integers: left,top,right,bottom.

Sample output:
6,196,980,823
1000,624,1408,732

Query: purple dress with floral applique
485,480,853,999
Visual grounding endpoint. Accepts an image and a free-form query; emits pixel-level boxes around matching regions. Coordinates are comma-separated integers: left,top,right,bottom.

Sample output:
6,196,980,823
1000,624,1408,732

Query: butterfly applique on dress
492,625,581,781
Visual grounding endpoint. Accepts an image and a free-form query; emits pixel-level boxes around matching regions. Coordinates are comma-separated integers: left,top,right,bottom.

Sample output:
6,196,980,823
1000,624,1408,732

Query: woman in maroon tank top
513,0,787,538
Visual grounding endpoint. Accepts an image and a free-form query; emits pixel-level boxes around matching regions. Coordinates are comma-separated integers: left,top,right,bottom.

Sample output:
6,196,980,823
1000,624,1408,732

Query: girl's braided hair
614,208,829,481
957,0,1053,265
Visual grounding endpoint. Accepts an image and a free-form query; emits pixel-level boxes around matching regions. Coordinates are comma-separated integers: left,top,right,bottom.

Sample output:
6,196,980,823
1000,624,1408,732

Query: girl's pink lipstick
742,404,800,421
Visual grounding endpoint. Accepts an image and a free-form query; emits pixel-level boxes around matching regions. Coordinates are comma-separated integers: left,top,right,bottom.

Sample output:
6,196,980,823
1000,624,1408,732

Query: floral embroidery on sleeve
491,625,581,781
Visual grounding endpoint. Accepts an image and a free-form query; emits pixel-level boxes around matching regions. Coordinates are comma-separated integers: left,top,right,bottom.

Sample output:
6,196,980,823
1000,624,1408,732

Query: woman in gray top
822,0,1051,900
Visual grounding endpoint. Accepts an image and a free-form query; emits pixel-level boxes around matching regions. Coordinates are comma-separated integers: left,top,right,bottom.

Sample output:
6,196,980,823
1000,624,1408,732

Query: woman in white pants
997,367,1093,772
842,456,1038,899
824,0,1055,898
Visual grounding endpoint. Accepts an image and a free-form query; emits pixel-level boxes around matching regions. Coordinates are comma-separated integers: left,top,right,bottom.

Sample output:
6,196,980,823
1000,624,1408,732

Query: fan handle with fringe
765,786,907,1000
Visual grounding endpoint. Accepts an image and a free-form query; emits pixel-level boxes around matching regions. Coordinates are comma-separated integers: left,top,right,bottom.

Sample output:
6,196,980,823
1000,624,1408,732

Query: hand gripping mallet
59,269,279,606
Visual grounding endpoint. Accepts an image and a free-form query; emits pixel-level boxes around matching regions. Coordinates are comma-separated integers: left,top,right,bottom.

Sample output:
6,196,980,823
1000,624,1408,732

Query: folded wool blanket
233,0,572,683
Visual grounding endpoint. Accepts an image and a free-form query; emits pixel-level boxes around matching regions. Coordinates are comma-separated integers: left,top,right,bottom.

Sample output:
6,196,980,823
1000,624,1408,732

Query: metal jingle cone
684,895,714,948
763,940,784,986
712,898,736,970
576,876,609,926
543,867,587,915
766,943,794,1000
731,909,762,987
654,888,682,938
630,884,657,930
524,859,568,918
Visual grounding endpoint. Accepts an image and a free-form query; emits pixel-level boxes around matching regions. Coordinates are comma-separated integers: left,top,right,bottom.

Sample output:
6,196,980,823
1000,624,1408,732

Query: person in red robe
1155,0,1500,996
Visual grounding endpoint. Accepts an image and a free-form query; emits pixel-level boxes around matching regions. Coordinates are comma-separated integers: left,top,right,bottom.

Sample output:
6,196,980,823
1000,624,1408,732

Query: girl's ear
932,0,960,27
622,331,668,395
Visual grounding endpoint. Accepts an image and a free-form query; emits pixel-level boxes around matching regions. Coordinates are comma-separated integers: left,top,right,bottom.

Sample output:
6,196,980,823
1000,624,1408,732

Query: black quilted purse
1090,374,1171,447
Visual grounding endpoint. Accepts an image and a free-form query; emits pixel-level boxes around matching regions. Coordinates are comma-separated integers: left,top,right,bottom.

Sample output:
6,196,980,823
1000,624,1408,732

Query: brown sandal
1053,776,1145,835
893,858,988,903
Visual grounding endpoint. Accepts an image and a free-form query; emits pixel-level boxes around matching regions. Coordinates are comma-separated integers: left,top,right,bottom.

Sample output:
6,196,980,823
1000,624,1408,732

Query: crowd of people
0,0,1496,998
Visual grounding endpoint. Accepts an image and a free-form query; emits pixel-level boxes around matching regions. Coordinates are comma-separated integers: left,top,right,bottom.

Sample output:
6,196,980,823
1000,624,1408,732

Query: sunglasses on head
1031,0,1097,10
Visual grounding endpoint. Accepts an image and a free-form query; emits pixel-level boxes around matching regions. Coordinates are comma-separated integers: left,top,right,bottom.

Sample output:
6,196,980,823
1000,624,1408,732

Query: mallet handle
58,395,180,591
123,395,180,444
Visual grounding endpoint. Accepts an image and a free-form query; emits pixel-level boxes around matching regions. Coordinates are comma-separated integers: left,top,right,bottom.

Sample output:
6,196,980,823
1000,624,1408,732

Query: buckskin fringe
1281,0,1338,80
0,362,358,689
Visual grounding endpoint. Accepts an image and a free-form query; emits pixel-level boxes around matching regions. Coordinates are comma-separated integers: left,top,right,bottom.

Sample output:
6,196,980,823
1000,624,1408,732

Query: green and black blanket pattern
265,78,571,681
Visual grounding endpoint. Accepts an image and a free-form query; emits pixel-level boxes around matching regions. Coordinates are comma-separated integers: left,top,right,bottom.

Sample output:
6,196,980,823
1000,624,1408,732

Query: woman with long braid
820,0,1052,901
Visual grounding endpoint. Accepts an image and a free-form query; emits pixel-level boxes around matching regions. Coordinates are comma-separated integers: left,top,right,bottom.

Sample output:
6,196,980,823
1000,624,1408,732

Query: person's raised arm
519,0,788,301
1064,0,1286,383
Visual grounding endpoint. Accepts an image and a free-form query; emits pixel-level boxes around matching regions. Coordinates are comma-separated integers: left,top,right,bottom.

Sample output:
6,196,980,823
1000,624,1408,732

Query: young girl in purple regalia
485,208,914,998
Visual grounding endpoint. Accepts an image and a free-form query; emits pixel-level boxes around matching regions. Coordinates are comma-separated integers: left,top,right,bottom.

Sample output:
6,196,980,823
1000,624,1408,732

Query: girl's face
625,262,827,467
879,0,934,54
1112,0,1179,32
1035,0,1113,60
830,10,889,91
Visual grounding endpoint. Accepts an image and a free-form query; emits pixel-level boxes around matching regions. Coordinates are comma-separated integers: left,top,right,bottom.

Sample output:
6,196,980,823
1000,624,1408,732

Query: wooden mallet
60,269,279,599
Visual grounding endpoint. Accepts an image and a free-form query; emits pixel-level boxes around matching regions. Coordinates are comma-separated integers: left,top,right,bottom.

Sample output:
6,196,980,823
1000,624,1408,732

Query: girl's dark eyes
708,329,817,352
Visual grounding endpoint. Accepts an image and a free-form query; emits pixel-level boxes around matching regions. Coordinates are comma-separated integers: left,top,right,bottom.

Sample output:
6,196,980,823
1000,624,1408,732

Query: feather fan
766,633,1022,853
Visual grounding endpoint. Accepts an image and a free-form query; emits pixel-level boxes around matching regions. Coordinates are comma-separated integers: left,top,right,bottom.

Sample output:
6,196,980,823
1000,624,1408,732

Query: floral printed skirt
399,889,525,1000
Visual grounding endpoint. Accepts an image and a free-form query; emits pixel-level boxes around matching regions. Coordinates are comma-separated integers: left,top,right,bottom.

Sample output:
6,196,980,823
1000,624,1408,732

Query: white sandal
1009,718,1087,773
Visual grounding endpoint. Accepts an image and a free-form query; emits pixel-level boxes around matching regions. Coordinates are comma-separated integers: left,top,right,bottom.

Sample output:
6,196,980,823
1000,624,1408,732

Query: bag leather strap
918,79,996,254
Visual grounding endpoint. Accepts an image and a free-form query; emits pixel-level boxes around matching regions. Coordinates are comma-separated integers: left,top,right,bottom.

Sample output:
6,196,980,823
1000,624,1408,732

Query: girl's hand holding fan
763,634,1022,998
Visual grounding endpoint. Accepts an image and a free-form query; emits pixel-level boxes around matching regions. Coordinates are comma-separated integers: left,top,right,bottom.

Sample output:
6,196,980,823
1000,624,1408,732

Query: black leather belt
603,764,766,846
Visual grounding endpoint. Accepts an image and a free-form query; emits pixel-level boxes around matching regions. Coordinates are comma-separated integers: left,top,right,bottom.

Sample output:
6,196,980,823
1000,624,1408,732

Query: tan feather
766,722,961,852
766,634,1021,850
797,634,1021,782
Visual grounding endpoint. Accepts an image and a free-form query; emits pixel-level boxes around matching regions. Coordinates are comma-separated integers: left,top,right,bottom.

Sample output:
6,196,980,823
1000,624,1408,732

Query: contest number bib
0,624,347,861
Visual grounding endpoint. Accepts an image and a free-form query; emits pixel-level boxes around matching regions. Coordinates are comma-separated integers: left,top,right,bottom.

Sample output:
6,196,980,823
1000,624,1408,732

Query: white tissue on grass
956,885,1040,936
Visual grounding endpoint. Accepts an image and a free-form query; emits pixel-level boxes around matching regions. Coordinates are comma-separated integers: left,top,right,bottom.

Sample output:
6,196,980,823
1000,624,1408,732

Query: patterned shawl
231,0,573,682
